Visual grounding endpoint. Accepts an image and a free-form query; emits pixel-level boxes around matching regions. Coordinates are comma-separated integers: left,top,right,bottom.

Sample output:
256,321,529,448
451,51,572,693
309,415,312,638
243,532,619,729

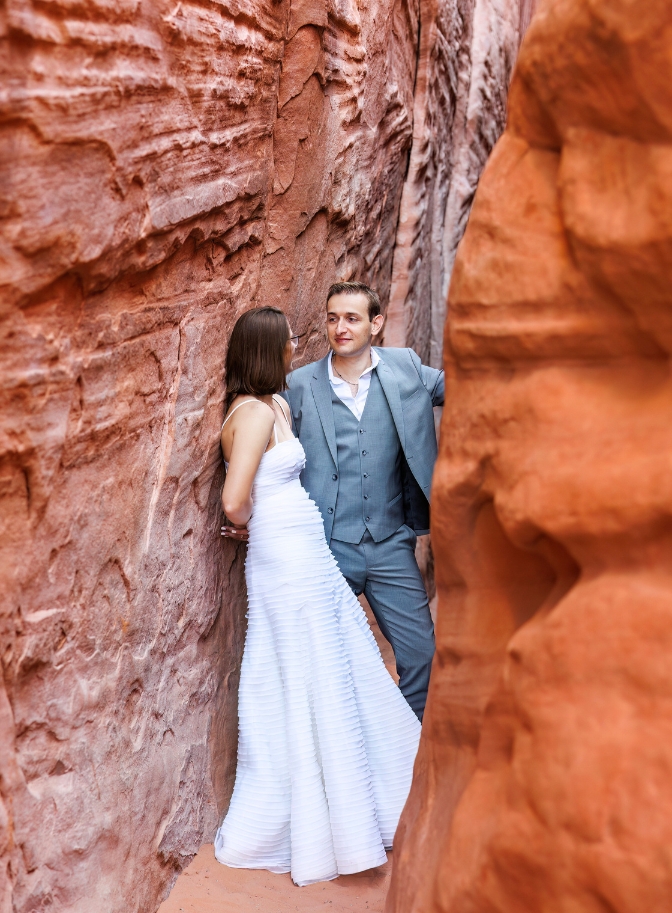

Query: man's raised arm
408,349,444,406
421,363,444,406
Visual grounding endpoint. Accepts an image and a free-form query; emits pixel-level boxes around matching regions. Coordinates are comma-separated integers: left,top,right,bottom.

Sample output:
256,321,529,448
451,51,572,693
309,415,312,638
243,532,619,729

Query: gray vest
330,371,405,544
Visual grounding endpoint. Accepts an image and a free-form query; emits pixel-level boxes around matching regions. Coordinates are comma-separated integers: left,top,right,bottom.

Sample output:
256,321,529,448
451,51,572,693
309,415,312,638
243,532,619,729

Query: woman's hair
224,307,289,413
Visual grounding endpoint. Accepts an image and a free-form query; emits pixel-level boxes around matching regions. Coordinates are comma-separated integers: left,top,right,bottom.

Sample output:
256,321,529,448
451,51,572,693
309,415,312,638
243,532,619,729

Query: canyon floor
157,845,392,913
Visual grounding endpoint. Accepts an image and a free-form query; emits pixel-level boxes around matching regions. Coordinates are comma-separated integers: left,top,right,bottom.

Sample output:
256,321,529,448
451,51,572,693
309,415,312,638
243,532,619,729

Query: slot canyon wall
389,0,672,911
0,0,531,911
386,0,536,364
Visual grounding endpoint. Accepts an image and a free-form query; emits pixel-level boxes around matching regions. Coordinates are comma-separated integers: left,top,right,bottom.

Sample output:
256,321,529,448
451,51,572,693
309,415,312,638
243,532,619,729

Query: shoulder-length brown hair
224,307,289,413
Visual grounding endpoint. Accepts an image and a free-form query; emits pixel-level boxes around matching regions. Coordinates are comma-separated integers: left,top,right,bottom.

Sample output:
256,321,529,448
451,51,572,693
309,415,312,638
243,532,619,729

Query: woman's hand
221,523,249,542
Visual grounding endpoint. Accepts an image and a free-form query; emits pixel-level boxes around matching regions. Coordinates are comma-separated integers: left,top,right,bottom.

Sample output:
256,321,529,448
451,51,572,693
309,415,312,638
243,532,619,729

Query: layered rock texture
385,0,536,363
1,0,531,911
388,1,672,911
1,0,418,910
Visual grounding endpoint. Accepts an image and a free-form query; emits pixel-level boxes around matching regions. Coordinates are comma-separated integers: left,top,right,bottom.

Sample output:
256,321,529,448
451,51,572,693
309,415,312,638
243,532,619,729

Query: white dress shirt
328,349,381,421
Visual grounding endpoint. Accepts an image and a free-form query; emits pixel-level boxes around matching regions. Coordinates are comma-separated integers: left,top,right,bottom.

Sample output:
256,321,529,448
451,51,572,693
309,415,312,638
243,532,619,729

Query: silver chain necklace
333,365,360,390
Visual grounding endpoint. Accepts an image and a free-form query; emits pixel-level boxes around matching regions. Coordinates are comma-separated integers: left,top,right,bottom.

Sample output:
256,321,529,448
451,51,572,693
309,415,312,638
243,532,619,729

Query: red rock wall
0,1,419,910
0,0,534,908
388,0,672,910
385,0,538,364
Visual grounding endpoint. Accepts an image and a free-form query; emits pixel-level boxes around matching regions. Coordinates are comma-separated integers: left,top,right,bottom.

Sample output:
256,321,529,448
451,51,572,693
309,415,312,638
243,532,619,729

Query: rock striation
0,0,419,910
385,0,538,364
388,0,672,911
0,0,532,909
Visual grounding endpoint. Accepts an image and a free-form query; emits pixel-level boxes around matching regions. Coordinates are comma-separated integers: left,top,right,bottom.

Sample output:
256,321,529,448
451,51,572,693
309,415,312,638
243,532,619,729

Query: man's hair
326,281,381,320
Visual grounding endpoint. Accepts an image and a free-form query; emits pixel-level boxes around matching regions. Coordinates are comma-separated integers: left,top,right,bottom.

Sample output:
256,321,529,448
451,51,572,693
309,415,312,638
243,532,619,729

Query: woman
214,306,420,887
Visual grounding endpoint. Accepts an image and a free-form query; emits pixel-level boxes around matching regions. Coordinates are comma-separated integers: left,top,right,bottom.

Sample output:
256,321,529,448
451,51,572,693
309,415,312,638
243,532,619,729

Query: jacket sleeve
408,349,445,406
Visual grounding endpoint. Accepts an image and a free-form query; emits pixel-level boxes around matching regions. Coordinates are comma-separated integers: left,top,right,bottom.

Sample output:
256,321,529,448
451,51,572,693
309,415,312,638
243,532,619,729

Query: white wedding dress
214,399,421,886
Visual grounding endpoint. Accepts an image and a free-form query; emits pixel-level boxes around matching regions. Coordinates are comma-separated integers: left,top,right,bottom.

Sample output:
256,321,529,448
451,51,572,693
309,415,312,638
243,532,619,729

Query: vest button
362,450,367,455
363,473,368,478
365,516,371,522
359,429,364,434
327,507,334,514
332,473,338,480
363,494,369,500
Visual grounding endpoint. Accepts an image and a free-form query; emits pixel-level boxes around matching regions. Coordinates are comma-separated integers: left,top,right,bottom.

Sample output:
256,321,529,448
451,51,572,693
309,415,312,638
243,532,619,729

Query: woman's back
221,394,293,458
220,394,294,527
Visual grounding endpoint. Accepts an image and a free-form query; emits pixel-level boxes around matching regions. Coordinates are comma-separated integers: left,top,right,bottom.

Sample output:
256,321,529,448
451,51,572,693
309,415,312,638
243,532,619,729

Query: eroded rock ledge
1,0,530,910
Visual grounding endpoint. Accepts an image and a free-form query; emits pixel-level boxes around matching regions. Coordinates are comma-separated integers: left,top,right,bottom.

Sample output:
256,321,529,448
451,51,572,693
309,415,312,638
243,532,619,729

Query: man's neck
331,345,373,381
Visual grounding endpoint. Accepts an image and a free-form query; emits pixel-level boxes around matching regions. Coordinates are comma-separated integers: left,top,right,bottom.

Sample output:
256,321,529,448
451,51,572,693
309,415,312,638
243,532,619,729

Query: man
285,281,444,720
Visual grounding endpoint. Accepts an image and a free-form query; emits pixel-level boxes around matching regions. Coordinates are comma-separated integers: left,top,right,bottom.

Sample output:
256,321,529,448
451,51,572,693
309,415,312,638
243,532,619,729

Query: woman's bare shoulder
224,396,274,427
221,399,275,467
222,397,274,433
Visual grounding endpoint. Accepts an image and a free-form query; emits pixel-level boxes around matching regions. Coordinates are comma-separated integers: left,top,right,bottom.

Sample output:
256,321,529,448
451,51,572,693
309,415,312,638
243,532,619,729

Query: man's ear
371,313,385,338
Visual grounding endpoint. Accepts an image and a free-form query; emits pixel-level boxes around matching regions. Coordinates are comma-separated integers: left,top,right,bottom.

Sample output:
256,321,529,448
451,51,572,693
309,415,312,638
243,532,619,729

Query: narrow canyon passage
1,0,530,909
158,846,391,913
4,0,672,911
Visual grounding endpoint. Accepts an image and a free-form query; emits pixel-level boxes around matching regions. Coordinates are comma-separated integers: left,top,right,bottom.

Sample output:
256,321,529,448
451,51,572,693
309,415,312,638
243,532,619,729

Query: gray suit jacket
285,347,444,541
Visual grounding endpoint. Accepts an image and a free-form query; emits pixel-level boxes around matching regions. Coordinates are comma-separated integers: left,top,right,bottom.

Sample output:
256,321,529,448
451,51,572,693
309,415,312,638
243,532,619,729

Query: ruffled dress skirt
214,438,421,886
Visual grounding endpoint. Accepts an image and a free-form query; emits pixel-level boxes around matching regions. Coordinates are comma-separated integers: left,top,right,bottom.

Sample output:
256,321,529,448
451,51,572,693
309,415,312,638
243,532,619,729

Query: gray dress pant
329,525,435,720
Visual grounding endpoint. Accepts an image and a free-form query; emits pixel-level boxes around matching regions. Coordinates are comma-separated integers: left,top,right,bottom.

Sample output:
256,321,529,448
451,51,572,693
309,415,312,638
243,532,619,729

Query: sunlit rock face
0,1,418,910
388,1,672,911
385,0,538,364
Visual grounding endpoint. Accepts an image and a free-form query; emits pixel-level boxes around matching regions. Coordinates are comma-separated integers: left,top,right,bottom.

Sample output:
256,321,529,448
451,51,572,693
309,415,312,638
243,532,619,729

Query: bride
214,306,420,887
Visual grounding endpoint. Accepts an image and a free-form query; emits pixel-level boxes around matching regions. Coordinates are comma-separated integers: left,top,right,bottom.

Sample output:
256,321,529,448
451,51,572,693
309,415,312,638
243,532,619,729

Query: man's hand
221,524,249,542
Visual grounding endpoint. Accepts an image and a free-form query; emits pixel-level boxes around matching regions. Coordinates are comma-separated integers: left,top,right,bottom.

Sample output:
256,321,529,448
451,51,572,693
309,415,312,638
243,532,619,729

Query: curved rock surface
1,0,531,910
388,1,672,911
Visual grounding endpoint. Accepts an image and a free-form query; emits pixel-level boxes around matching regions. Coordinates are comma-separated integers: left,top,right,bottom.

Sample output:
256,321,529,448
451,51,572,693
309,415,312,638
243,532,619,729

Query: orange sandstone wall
0,1,418,910
388,0,672,911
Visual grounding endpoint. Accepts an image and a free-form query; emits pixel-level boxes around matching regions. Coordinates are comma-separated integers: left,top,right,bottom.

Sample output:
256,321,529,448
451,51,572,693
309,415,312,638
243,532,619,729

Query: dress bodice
252,437,306,500
225,437,306,502
221,397,305,505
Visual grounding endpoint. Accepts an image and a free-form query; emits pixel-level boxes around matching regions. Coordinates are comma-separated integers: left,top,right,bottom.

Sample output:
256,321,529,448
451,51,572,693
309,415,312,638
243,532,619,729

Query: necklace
333,364,361,390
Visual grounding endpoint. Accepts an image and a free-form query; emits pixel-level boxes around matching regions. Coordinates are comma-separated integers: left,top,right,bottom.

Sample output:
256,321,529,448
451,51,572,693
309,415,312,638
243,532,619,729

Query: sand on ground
158,844,392,913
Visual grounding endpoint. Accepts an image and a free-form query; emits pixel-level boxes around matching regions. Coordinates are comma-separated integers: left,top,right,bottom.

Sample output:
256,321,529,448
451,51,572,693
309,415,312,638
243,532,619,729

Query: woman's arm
221,402,275,526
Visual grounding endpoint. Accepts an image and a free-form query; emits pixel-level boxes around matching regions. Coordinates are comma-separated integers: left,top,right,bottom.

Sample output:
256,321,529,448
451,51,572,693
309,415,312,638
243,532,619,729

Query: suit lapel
310,355,338,466
375,353,406,452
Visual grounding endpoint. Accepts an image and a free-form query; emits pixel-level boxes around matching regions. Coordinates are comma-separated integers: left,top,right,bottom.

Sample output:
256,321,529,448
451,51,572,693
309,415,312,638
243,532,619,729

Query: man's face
326,293,384,358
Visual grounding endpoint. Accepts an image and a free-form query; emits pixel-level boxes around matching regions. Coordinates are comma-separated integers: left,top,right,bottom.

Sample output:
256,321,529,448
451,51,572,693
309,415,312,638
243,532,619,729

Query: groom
285,282,444,720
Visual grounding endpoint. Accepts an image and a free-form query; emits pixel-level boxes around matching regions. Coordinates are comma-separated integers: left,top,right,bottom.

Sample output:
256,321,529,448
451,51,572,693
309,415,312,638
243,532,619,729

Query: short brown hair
224,307,289,413
326,281,381,320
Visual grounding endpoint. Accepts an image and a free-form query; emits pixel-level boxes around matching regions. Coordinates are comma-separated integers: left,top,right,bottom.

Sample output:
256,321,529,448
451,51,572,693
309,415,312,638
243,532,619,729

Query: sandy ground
158,845,392,913
159,601,405,913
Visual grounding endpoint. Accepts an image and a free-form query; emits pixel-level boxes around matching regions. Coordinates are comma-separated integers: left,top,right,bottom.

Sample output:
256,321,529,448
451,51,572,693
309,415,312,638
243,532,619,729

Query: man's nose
337,319,348,334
